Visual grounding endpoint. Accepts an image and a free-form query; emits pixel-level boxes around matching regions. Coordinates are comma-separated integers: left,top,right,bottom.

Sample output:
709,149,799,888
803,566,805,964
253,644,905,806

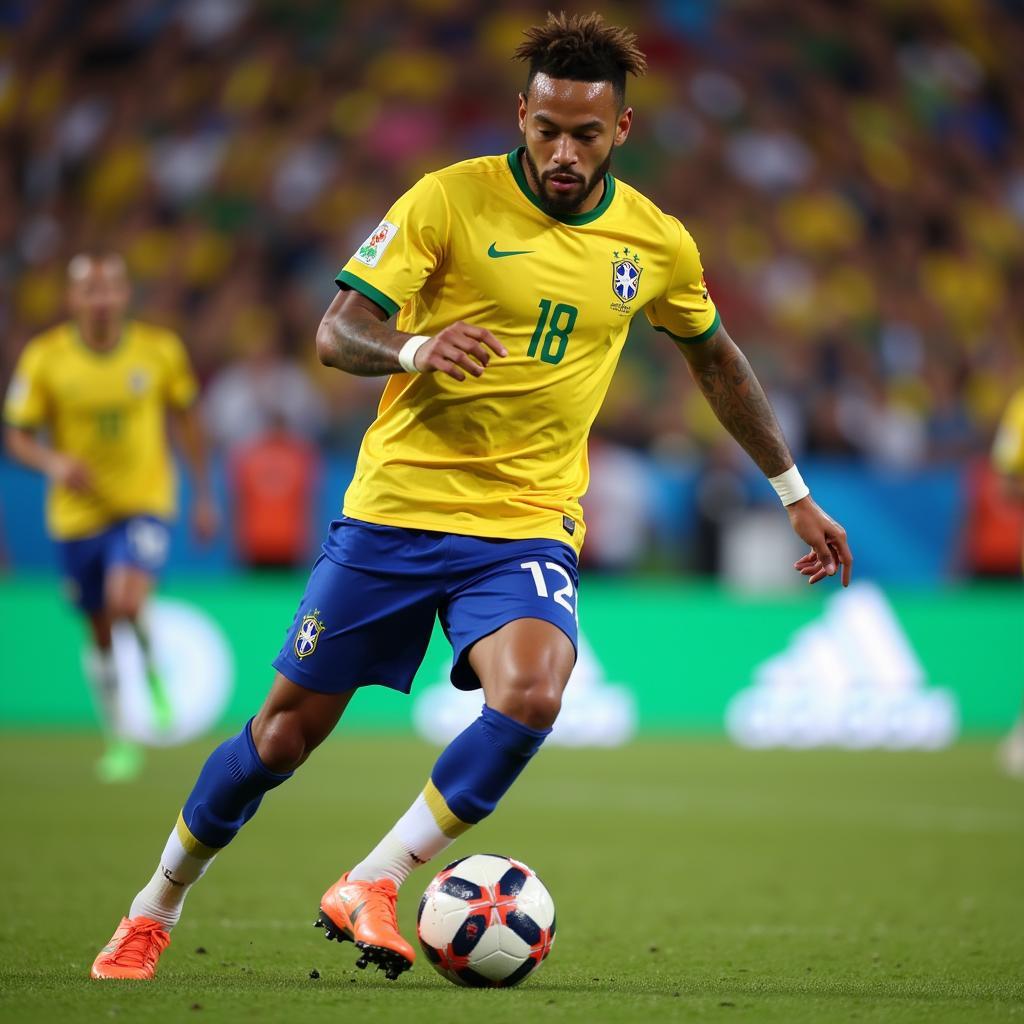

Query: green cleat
146,669,174,733
96,740,143,783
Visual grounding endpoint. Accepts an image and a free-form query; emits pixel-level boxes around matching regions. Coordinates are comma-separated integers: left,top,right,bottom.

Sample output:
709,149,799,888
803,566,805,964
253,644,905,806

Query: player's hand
413,322,508,382
50,454,92,493
787,496,853,586
191,493,219,544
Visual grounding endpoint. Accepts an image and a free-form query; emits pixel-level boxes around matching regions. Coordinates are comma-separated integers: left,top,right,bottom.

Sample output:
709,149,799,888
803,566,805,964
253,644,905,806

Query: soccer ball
417,854,556,987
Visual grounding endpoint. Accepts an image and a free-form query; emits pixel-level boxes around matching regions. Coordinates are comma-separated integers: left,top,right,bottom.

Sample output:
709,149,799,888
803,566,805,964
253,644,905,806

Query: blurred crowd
1,0,1023,567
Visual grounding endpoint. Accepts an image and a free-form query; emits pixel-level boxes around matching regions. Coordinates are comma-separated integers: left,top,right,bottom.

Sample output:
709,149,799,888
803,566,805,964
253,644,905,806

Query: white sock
129,820,217,929
348,786,467,887
83,646,121,737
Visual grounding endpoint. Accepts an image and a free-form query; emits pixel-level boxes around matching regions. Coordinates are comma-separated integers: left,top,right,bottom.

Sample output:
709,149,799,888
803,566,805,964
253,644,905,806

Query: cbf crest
610,246,642,313
294,609,325,659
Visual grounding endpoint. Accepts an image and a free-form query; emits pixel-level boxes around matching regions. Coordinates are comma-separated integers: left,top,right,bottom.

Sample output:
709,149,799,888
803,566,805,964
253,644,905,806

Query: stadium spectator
229,413,320,569
202,329,327,450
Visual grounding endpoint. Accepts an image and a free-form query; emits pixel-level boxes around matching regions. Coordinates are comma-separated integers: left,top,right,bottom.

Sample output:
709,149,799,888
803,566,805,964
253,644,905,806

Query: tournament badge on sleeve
354,221,398,268
294,609,326,660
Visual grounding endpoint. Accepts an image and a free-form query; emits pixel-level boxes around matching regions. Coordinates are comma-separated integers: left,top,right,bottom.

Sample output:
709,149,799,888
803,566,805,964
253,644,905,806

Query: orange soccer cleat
90,916,171,980
315,872,415,980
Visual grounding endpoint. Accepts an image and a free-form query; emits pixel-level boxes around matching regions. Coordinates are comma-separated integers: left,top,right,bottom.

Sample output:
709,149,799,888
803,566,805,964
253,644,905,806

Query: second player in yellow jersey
5,319,198,539
4,252,215,782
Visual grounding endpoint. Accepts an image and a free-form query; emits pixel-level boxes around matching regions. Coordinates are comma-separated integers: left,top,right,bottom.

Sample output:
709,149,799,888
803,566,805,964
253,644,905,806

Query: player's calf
90,718,294,979
91,679,348,978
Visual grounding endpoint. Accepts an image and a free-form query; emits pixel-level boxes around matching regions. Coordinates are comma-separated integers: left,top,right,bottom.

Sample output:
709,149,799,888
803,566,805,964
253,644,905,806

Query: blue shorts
272,517,579,694
57,516,171,613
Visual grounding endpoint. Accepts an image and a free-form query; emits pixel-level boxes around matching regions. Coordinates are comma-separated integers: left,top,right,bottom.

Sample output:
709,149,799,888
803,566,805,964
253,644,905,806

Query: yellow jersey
337,149,718,554
993,387,1024,478
3,320,198,539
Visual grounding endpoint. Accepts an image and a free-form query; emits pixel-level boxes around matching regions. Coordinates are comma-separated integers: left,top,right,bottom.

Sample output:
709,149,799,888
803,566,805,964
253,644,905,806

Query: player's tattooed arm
679,324,854,585
317,288,508,381
677,324,792,477
169,405,219,542
316,289,406,376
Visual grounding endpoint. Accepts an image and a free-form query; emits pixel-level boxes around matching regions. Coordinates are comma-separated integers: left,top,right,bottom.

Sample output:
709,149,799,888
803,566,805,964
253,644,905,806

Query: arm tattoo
683,332,793,477
319,305,405,376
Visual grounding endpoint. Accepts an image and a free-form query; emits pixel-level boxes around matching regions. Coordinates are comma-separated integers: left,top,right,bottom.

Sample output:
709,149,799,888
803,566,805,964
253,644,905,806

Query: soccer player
4,252,216,782
991,385,1024,777
90,13,852,981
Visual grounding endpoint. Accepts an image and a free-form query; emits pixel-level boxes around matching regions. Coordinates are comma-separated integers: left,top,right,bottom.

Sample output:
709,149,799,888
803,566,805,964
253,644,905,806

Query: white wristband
768,465,809,506
398,334,431,374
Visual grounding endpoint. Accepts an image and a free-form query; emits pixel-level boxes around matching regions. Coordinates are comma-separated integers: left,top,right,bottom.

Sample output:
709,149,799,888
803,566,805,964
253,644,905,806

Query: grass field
2,734,1022,1023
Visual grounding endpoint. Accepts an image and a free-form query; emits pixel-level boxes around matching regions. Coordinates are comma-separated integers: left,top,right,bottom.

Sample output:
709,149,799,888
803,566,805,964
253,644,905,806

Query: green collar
506,147,616,225
73,321,125,357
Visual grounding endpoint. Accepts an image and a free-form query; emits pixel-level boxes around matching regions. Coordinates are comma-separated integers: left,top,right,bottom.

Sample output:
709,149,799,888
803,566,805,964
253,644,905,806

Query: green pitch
2,735,1022,1023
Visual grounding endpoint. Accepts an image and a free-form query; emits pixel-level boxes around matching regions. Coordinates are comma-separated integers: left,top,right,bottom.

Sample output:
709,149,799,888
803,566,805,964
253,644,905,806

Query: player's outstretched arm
3,425,92,492
170,406,218,543
316,289,506,381
678,324,853,586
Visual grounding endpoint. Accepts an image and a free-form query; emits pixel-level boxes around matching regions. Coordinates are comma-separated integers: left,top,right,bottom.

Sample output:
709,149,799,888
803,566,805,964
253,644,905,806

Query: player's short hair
67,250,126,281
513,11,647,107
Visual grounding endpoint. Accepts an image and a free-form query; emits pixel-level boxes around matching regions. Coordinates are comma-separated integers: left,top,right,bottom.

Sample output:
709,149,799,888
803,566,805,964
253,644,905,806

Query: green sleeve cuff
2,416,42,431
654,308,721,345
335,270,401,318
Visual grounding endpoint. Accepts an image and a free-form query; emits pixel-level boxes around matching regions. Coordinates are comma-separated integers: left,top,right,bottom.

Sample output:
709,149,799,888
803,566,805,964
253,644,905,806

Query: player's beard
523,145,614,218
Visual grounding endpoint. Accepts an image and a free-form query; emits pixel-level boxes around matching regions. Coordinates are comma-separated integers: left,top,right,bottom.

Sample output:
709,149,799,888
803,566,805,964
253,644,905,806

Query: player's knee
251,709,310,773
492,668,563,730
105,600,130,622
106,594,143,621
88,613,112,649
522,685,563,730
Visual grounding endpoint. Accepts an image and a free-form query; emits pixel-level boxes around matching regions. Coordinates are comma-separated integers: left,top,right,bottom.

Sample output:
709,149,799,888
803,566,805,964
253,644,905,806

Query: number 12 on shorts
520,560,578,622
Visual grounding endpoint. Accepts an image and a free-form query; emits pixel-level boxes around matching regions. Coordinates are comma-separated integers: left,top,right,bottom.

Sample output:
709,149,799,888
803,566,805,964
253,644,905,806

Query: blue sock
180,719,292,851
429,705,551,828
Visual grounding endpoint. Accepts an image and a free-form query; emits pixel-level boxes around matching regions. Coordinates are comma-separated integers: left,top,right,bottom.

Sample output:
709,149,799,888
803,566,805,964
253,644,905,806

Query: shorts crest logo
354,220,399,268
294,609,326,659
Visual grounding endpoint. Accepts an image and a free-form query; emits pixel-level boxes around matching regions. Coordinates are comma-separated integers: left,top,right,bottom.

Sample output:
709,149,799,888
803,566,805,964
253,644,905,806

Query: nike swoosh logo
488,242,534,258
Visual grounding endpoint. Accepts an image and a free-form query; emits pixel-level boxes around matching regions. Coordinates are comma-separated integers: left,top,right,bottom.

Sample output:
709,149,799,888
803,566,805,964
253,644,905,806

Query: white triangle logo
726,582,958,749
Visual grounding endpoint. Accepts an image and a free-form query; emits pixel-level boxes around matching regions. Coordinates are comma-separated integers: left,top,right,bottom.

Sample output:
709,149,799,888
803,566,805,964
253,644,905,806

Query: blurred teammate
91,13,852,981
991,386,1024,777
4,252,216,782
